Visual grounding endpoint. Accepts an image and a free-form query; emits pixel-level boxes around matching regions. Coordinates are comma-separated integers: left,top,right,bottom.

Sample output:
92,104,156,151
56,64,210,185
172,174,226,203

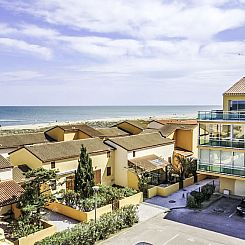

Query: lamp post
92,186,99,222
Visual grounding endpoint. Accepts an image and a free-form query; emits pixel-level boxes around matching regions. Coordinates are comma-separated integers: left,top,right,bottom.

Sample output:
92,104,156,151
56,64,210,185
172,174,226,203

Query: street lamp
92,185,100,222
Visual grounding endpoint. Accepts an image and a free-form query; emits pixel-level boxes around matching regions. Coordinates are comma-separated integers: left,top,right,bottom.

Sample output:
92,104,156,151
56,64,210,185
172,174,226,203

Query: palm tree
187,158,197,182
174,155,189,189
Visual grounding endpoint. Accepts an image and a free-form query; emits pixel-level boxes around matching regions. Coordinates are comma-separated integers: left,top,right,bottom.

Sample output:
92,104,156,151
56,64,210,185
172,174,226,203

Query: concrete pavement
145,178,219,209
99,213,244,245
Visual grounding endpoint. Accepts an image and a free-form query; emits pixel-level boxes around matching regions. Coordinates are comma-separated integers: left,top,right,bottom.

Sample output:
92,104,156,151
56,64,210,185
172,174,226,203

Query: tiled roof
158,124,179,137
129,154,169,172
0,180,24,207
0,155,12,169
116,120,148,130
97,127,130,138
0,132,51,149
224,77,245,95
23,138,112,162
46,124,103,138
107,133,174,151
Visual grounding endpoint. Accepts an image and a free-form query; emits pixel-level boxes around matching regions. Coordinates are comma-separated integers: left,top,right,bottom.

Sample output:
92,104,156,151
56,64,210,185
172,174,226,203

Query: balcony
199,138,245,149
198,162,245,177
198,110,245,121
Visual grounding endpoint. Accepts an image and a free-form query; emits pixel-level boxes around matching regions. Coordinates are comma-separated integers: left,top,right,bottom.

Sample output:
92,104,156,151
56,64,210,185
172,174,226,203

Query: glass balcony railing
199,138,245,149
198,162,245,177
198,110,245,121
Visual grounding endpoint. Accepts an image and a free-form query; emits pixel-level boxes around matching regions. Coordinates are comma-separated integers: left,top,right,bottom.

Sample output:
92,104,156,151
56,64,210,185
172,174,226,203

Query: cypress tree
74,145,95,198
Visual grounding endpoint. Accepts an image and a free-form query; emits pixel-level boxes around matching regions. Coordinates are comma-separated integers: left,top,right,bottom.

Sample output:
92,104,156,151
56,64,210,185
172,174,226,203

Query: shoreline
0,114,197,131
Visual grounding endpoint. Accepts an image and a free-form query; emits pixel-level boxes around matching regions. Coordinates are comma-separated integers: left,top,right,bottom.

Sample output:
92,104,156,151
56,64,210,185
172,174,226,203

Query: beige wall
63,132,77,141
174,129,193,152
10,148,43,169
234,179,245,196
0,168,13,181
223,94,245,111
77,131,91,140
220,177,235,194
0,148,16,158
127,171,139,190
46,127,64,141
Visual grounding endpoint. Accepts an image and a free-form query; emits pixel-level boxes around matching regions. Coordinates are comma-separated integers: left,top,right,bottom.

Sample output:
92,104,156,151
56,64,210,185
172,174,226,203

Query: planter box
157,183,179,197
14,221,56,245
183,176,194,188
46,202,112,222
119,192,143,208
147,186,158,198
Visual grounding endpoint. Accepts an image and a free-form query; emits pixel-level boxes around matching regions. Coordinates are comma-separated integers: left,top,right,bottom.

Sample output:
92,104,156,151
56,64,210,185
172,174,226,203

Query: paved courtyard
165,196,245,240
145,178,219,209
99,213,244,245
43,209,78,231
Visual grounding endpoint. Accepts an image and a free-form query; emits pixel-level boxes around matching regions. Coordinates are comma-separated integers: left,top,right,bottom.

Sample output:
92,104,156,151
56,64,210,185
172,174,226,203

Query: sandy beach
0,114,196,135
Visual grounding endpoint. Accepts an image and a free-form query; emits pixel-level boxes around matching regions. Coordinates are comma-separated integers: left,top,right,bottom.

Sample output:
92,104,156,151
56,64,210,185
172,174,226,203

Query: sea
0,105,220,127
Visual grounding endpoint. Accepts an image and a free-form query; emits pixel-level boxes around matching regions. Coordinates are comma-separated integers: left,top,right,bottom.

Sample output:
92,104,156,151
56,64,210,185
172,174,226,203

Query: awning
128,154,169,172
174,148,193,157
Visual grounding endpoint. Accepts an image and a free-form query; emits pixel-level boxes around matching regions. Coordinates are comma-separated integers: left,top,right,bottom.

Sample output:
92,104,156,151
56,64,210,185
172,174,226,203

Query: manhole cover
169,200,176,203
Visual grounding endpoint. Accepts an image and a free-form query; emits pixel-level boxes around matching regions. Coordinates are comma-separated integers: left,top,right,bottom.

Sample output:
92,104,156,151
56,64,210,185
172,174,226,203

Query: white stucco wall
0,168,13,181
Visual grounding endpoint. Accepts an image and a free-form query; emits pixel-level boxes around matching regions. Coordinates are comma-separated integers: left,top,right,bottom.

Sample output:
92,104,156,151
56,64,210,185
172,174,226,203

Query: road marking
162,234,179,245
228,211,236,218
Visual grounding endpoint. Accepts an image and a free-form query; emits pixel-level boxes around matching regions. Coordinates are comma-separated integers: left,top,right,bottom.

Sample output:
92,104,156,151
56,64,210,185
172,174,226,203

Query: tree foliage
14,168,57,237
74,145,95,198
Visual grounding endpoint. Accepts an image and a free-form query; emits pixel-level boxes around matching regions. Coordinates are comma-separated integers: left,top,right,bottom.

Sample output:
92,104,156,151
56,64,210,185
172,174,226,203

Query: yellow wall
127,171,139,190
118,192,143,208
63,132,77,141
183,176,194,188
15,221,56,245
220,177,235,194
9,148,42,169
223,94,245,111
118,122,142,135
46,127,64,141
77,131,91,139
148,183,180,198
175,129,193,152
46,202,112,222
147,186,158,198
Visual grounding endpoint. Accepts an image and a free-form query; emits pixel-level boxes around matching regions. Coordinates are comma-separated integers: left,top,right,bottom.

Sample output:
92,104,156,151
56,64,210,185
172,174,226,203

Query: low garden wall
183,176,194,188
147,186,158,198
46,202,112,222
119,192,143,208
197,174,207,182
148,183,179,198
14,221,56,245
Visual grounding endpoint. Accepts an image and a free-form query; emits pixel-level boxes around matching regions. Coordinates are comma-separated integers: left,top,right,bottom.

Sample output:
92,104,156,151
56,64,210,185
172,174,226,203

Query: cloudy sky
0,0,245,106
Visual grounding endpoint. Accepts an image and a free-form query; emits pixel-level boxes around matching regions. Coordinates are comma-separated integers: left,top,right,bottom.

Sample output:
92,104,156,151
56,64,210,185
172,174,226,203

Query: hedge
35,205,138,245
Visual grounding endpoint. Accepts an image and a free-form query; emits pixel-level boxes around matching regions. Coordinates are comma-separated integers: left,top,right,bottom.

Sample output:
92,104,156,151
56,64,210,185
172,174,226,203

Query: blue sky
0,0,245,106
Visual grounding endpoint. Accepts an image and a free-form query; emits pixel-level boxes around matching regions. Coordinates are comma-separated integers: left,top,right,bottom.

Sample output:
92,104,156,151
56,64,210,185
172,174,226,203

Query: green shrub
201,184,215,200
186,195,198,209
190,191,205,207
35,205,138,245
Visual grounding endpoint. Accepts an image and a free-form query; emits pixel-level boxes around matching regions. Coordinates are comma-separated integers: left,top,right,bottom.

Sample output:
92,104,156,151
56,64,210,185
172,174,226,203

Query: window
220,125,231,139
66,175,75,191
50,180,56,191
232,125,244,140
51,161,55,169
200,149,209,163
107,167,111,176
234,152,244,168
107,152,110,158
209,124,220,138
133,151,136,157
230,100,245,111
221,151,232,166
210,150,220,164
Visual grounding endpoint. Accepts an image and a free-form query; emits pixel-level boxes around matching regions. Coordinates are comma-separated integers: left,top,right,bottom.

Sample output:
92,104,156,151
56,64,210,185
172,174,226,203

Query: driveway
165,197,245,240
99,213,244,245
43,209,78,232
145,178,219,209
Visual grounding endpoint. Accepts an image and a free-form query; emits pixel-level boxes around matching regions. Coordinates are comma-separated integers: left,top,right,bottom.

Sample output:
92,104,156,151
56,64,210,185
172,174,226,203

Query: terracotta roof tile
0,180,24,207
0,156,12,169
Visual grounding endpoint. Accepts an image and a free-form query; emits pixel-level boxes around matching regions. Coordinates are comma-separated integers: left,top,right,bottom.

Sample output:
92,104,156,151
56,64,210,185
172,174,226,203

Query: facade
198,77,245,196
148,120,198,163
105,133,174,188
9,138,114,192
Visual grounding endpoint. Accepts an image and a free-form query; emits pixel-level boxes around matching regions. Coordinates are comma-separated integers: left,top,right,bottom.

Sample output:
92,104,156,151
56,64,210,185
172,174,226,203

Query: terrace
198,110,245,121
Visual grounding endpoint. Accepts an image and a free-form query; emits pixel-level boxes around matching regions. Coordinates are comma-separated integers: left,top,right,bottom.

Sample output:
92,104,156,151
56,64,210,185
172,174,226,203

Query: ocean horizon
0,105,221,126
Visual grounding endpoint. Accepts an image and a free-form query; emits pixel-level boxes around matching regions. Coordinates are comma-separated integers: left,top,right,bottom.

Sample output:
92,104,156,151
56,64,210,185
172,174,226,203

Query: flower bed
35,205,138,245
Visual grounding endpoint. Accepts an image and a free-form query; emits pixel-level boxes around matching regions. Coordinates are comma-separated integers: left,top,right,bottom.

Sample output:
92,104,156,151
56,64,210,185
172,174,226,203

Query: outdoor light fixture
92,185,100,222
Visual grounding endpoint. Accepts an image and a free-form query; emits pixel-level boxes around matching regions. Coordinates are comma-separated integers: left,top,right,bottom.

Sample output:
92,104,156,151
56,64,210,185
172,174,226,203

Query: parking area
165,196,245,240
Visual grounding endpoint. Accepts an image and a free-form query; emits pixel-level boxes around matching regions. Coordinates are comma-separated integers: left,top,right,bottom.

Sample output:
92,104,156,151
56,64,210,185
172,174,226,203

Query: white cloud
0,38,52,59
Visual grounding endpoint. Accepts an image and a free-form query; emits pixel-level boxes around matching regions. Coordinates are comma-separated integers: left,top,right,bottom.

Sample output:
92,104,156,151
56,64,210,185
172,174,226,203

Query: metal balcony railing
198,162,245,177
199,138,245,149
198,110,245,121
